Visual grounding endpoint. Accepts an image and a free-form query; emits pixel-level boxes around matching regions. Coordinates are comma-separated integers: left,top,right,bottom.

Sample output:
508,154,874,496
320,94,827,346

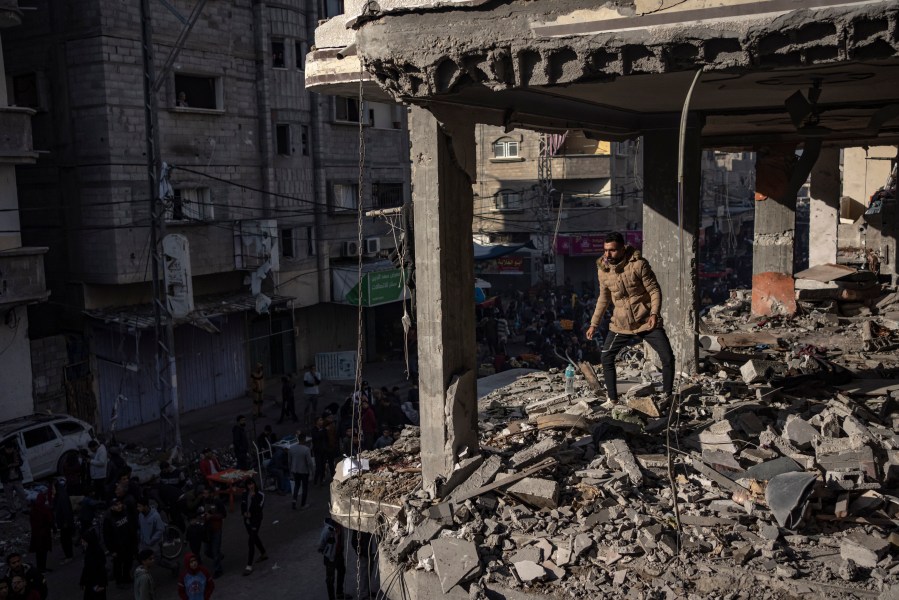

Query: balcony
0,246,49,309
0,107,38,165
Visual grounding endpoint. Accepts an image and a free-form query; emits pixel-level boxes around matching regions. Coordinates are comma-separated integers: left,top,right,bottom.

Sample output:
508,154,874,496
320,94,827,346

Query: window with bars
493,189,522,212
373,182,404,209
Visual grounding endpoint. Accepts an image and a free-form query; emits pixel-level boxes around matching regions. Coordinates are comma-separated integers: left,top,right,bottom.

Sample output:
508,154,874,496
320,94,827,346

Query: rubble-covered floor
332,286,899,599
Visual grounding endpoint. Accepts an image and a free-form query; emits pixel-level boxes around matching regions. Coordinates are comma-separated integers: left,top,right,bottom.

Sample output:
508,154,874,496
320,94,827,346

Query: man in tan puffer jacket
586,232,674,403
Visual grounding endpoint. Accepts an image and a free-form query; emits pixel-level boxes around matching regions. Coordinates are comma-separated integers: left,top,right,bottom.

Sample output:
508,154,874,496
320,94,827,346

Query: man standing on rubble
586,232,675,405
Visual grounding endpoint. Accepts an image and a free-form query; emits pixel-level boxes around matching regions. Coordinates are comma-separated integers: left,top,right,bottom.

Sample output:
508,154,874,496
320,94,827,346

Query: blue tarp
473,240,536,261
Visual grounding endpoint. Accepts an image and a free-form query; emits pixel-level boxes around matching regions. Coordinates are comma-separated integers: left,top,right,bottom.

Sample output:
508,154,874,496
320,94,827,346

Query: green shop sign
345,268,409,307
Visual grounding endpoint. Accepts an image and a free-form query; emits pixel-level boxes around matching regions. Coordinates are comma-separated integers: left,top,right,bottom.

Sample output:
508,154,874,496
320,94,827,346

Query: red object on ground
751,272,797,317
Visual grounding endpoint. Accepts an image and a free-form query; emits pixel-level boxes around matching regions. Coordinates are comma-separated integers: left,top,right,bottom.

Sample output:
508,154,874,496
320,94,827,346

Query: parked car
0,414,95,482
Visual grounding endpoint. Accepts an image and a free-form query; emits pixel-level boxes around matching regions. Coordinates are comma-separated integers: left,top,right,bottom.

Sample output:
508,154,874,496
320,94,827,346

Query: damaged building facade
2,0,411,429
307,0,899,598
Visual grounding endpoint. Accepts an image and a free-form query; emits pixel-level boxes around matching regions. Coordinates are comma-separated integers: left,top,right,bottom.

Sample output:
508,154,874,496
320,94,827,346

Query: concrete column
808,147,840,267
641,125,701,376
409,106,478,495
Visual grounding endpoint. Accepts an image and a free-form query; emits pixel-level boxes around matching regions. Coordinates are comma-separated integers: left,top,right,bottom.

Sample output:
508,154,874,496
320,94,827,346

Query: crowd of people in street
0,390,391,600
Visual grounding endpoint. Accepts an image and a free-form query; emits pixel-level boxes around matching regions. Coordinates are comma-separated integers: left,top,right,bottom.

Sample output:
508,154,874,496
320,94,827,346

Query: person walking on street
303,365,322,426
201,488,226,578
50,479,75,565
250,363,265,418
586,232,675,405
78,530,107,600
240,479,267,576
317,517,350,600
177,553,214,600
278,375,298,424
87,440,108,499
232,416,250,471
27,493,53,574
311,418,332,486
0,443,28,516
103,497,137,587
133,549,156,600
288,434,314,510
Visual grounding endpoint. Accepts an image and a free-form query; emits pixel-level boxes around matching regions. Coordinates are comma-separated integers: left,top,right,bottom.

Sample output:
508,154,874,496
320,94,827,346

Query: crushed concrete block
741,447,778,464
840,532,890,568
612,569,628,585
513,560,546,583
510,438,564,469
737,411,766,436
447,455,503,504
428,502,454,525
439,454,485,498
541,559,565,580
759,524,780,540
510,546,542,565
625,382,655,397
817,445,877,480
825,470,880,491
508,477,559,509
740,359,781,384
699,420,738,454
783,415,818,449
553,547,572,566
626,395,660,417
396,518,443,559
601,438,643,486
637,454,668,469
815,436,867,457
431,538,481,593
573,533,593,556
702,449,743,474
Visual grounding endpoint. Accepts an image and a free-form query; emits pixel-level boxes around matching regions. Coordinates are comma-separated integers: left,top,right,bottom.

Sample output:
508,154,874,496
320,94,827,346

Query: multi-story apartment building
0,1,49,421
473,126,641,293
3,0,409,431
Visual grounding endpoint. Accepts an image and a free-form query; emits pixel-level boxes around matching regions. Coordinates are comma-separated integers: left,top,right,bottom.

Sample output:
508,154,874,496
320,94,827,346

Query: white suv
0,415,95,482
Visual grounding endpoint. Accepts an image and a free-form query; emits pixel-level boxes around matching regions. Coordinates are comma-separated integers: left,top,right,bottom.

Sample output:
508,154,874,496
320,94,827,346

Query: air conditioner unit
364,237,381,255
342,240,360,257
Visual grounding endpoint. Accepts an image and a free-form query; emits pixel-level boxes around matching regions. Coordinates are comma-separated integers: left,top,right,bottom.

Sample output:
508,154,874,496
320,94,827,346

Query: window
12,74,40,109
54,421,85,436
174,74,221,110
167,187,214,221
373,182,404,209
494,190,522,211
271,38,286,68
321,0,344,18
331,183,358,212
280,227,316,259
492,138,519,159
295,41,306,70
335,97,361,123
301,125,309,156
368,102,402,130
22,426,57,449
280,228,295,258
276,124,291,156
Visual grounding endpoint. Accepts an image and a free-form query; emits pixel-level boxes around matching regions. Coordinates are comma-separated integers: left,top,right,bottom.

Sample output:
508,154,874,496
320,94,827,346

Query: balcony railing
0,246,49,308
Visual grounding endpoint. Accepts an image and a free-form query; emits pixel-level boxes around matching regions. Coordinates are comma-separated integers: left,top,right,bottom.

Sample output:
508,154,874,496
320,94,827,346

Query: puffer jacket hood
590,245,662,335
183,552,198,573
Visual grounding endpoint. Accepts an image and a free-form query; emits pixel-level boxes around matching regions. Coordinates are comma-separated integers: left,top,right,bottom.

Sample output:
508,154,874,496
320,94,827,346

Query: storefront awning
473,240,536,261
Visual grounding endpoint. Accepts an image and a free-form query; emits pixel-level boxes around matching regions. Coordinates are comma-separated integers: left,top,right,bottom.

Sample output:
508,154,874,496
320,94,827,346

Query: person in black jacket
102,498,136,587
79,530,107,600
232,416,249,470
240,479,267,576
3,553,47,600
51,479,75,564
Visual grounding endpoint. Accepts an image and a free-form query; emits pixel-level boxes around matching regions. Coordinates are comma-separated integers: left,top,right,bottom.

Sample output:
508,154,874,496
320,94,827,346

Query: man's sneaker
243,566,253,576
600,398,619,410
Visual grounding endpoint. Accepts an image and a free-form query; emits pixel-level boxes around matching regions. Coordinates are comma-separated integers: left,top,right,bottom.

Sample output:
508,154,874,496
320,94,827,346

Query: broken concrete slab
507,477,560,509
510,437,565,469
740,359,782,384
743,456,802,481
573,533,593,556
840,531,890,568
783,414,819,449
817,445,878,480
439,454,485,499
513,560,546,583
601,438,643,487
447,454,503,504
699,420,739,454
396,518,444,559
431,537,481,593
626,395,660,417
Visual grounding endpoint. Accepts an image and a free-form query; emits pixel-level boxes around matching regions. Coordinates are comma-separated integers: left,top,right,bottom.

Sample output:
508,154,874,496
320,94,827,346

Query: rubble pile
333,285,899,599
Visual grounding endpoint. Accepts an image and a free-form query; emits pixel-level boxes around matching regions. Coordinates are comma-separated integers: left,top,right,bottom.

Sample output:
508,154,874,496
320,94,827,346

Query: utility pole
140,0,182,450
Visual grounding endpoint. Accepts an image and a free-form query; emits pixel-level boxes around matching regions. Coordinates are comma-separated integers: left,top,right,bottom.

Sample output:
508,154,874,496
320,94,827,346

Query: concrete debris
336,287,899,598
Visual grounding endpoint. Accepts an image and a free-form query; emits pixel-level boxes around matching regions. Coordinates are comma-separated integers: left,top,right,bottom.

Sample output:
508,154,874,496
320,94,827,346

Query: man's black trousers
601,328,675,401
